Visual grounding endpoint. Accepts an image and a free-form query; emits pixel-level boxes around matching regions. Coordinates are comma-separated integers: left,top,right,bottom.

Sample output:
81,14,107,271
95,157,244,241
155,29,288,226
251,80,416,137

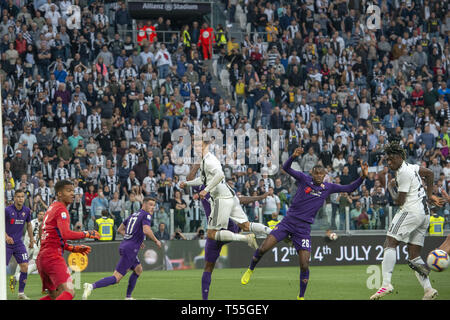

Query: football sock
214,230,247,242
55,291,74,300
299,269,310,298
415,272,432,291
126,273,139,298
250,222,272,236
249,249,262,271
93,276,117,289
27,262,37,275
411,257,432,290
201,271,212,300
39,295,52,300
381,247,396,286
18,272,27,293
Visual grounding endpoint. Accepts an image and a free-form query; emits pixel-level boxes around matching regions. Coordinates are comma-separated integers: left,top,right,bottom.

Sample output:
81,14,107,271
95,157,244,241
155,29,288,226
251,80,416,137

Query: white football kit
387,162,430,246
24,218,41,260
186,152,248,230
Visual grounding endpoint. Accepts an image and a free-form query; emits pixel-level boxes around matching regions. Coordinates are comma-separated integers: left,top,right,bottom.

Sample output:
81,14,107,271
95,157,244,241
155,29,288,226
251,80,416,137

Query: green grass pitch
7,265,450,300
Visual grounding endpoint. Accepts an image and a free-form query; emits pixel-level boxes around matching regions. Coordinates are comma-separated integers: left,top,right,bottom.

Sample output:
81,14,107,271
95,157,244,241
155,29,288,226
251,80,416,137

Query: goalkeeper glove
83,230,100,240
66,244,92,255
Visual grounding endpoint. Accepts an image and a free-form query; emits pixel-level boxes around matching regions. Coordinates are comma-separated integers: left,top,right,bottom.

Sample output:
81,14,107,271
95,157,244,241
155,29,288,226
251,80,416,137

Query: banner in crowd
128,2,211,19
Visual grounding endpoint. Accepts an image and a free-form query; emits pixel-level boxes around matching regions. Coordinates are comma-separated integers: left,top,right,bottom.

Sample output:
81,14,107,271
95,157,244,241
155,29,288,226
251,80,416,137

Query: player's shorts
208,196,248,230
6,242,28,265
36,253,72,292
115,245,140,276
387,210,429,246
270,216,312,252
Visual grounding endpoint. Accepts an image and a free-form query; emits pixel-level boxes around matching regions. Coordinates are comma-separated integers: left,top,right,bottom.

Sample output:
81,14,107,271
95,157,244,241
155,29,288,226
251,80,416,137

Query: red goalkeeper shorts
36,253,72,292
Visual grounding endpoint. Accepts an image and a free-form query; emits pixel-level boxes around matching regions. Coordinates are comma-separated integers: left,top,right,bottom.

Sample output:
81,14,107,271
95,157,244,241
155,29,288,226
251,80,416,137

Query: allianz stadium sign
128,1,211,18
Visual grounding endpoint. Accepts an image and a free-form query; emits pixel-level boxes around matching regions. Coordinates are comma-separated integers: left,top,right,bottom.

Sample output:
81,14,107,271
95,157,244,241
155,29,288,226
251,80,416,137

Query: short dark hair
55,180,73,194
14,189,25,196
143,197,157,204
384,141,406,160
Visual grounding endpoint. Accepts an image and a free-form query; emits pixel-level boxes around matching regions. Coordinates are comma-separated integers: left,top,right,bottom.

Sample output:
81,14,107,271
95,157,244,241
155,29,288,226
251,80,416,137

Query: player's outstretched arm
56,214,99,241
203,163,225,194
239,192,269,205
64,244,92,255
329,161,367,194
143,225,161,248
419,166,445,207
282,147,307,181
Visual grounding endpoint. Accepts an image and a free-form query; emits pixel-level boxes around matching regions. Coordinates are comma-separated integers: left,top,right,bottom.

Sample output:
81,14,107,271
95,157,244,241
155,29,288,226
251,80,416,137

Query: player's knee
113,272,123,283
19,263,28,272
207,229,216,240
239,222,250,231
134,265,143,276
299,264,309,273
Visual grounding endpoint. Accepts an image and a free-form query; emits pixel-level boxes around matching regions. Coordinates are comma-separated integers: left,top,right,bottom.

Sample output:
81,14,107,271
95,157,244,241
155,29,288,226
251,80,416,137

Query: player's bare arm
419,167,445,207
239,192,269,205
117,223,126,236
143,224,161,248
293,147,304,158
359,161,369,178
5,233,14,245
26,221,35,249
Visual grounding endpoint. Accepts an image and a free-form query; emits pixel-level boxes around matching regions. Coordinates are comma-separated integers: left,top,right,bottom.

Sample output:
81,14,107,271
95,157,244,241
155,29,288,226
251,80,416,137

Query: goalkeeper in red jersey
36,180,100,300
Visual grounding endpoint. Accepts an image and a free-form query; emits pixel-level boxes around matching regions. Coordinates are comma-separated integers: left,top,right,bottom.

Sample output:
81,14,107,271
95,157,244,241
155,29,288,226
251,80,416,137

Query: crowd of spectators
2,0,450,240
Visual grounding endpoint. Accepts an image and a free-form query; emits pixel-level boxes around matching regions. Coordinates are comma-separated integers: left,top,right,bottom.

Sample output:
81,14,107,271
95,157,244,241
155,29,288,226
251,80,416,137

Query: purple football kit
271,156,364,252
5,204,31,264
116,209,152,275
193,186,240,263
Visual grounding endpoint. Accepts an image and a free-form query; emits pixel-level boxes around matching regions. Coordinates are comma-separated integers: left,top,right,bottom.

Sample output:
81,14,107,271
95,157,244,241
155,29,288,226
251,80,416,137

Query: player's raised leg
437,234,450,254
241,234,280,285
83,270,123,300
408,243,437,300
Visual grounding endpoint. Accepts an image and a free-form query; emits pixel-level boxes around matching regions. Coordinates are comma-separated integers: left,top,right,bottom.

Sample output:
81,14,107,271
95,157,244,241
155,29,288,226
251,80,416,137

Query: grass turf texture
7,265,450,300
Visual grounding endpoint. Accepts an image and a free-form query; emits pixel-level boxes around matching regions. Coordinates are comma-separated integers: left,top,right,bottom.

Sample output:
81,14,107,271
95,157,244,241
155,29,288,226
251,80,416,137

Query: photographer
170,227,187,240
192,227,205,240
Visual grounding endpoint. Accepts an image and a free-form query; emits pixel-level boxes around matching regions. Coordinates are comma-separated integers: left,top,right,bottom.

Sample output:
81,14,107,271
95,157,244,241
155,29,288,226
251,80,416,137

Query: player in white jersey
370,142,445,300
180,140,272,248
13,211,44,283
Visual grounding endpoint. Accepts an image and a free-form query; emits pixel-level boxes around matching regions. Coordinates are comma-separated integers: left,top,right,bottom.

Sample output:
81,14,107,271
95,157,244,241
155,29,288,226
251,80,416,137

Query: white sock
382,247,396,286
214,230,248,242
14,265,20,281
27,262,37,275
250,222,272,236
410,257,432,291
415,272,432,291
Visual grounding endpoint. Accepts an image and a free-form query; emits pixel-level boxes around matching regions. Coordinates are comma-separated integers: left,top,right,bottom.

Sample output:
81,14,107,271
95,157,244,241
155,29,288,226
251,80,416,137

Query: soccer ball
427,249,449,272
329,233,338,241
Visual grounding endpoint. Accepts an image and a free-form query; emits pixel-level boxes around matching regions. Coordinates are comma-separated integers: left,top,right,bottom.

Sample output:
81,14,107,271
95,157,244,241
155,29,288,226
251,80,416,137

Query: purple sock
18,272,27,293
249,249,262,271
299,270,309,298
126,273,139,298
93,276,117,289
201,271,212,300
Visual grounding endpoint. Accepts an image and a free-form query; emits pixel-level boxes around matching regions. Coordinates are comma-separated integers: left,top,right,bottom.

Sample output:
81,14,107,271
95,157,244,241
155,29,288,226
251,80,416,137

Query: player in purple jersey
187,164,268,300
241,148,369,299
5,189,35,300
82,197,161,300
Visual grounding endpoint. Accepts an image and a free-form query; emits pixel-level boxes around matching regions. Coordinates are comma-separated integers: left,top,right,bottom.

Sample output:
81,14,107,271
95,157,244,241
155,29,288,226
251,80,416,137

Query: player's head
142,197,157,213
55,180,75,205
37,211,45,222
384,141,406,171
311,165,326,186
201,139,211,155
13,189,26,207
